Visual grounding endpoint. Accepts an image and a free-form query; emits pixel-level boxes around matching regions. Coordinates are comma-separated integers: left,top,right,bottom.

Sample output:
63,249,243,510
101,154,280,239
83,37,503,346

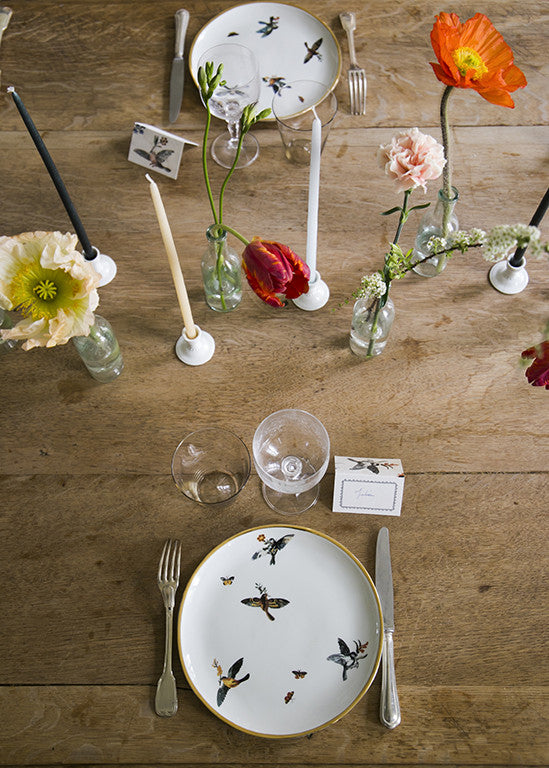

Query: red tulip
242,237,310,307
522,340,549,390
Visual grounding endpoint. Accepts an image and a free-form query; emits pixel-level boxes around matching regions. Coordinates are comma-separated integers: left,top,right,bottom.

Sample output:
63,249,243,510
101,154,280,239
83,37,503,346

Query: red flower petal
522,341,549,389
242,237,310,306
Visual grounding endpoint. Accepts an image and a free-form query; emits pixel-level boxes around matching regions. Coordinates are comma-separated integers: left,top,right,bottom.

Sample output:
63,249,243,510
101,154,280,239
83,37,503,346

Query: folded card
128,122,198,179
332,456,404,516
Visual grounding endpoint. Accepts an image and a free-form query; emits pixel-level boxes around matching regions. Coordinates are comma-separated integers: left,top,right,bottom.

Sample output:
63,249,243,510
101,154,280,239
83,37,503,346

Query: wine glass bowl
172,427,251,507
252,409,330,515
198,43,261,169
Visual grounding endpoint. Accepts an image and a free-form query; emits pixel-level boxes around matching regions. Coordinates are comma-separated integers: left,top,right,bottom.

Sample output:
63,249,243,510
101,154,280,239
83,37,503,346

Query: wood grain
0,0,548,766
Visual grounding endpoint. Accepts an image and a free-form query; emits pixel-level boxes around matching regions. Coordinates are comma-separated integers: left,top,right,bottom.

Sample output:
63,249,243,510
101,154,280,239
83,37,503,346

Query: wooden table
1,1,547,765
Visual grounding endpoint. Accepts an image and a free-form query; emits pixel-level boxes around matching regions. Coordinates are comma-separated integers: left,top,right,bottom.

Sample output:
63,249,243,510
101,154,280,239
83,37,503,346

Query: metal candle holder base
89,246,117,287
488,257,529,295
292,270,330,311
175,324,215,366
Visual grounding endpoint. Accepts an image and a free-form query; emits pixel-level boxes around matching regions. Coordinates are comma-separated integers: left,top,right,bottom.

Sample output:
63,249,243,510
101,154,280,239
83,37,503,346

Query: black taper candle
8,87,95,259
509,186,549,267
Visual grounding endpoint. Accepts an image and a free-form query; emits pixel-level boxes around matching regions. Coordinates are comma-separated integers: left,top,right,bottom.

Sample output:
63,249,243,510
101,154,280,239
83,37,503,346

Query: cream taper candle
146,174,197,339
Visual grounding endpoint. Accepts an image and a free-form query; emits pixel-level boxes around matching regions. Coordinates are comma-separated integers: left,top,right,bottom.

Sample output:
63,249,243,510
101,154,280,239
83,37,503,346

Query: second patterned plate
177,524,382,737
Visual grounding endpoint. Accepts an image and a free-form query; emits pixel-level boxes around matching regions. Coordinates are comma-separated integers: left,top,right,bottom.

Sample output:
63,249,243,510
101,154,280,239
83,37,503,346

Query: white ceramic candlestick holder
292,270,330,310
488,257,529,294
175,324,215,365
88,246,117,287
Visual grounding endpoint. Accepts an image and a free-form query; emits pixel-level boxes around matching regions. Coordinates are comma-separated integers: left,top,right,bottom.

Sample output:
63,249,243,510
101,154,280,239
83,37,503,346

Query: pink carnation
378,128,446,192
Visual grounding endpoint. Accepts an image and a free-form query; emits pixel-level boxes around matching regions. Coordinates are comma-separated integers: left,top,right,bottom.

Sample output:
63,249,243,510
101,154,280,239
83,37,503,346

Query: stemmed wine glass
253,409,330,515
198,44,261,169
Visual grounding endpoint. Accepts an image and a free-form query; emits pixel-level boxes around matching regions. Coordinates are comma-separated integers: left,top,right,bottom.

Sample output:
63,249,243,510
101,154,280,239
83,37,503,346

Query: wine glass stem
227,120,241,149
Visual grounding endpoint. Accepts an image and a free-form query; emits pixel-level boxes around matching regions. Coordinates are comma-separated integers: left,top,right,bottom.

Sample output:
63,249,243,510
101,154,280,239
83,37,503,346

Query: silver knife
169,8,190,123
375,526,401,729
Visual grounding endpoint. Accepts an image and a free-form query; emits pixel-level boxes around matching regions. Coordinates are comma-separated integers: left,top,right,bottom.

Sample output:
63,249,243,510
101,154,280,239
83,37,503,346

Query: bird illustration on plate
327,638,369,681
252,533,294,564
304,38,323,63
213,657,250,706
133,134,174,171
241,582,289,621
257,15,279,37
263,75,289,95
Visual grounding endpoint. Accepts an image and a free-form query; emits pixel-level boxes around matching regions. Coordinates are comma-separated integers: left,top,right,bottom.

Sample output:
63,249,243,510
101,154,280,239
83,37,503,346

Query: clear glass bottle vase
72,314,124,382
350,296,395,359
412,186,459,277
201,225,242,312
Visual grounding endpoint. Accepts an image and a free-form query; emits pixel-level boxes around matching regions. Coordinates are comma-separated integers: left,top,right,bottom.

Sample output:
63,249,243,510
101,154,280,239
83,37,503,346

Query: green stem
394,189,411,245
440,86,453,237
218,125,246,224
366,296,383,357
219,223,250,246
202,104,218,225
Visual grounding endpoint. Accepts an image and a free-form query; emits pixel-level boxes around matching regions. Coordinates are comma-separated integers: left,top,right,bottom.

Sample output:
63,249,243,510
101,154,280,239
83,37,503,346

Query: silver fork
155,538,181,717
339,11,367,115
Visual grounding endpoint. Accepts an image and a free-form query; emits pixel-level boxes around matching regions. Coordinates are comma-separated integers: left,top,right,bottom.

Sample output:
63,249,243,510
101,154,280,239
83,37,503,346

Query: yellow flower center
452,47,488,79
33,279,58,301
10,262,73,321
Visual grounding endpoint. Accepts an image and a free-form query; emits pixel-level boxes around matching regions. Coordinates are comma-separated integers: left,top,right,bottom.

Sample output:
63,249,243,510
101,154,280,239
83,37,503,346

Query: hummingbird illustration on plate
327,638,369,681
133,134,174,171
212,657,250,706
304,38,323,63
257,15,279,36
252,533,294,565
241,583,289,621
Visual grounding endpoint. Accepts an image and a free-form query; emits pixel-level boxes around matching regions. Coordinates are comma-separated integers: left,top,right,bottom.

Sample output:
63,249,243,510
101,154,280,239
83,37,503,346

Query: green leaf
381,206,402,216
409,203,431,211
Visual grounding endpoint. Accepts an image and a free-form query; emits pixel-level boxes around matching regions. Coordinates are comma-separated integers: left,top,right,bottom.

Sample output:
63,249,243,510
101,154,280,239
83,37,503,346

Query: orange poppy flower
430,12,527,107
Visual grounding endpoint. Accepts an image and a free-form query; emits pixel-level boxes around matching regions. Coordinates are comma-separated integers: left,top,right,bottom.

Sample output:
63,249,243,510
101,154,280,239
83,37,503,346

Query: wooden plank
0,685,546,765
0,474,546,685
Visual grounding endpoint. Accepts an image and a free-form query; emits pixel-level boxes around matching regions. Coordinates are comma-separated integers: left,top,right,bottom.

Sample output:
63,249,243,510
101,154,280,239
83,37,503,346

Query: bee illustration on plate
241,583,289,621
292,669,307,679
327,638,369,681
220,576,234,586
133,134,174,171
284,690,294,703
257,15,279,37
213,657,250,706
252,533,294,565
304,38,323,63
263,76,289,95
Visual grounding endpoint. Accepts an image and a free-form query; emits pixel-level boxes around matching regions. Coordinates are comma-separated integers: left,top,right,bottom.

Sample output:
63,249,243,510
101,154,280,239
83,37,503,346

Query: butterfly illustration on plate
252,533,294,565
292,669,307,679
220,576,234,586
133,134,174,171
241,583,289,621
257,15,279,37
212,657,250,706
304,38,323,63
327,638,369,681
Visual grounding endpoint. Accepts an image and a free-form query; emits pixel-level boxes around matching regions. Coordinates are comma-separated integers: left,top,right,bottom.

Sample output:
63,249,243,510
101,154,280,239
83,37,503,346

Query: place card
128,122,198,179
332,456,404,516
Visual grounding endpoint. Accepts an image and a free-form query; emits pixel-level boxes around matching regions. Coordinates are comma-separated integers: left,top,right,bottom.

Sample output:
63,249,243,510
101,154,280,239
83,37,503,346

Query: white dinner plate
178,525,383,737
189,2,341,119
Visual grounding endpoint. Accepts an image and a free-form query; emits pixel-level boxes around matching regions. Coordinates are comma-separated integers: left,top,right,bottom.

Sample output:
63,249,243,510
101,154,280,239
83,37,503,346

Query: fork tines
349,69,367,116
158,538,181,585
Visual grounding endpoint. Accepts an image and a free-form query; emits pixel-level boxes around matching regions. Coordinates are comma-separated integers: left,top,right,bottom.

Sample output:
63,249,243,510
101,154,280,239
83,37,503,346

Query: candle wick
312,106,319,120
145,173,154,184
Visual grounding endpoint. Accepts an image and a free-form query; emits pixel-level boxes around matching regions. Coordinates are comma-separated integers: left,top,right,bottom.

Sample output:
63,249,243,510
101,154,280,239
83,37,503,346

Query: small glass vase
412,186,459,277
350,296,395,359
201,225,242,312
72,314,124,382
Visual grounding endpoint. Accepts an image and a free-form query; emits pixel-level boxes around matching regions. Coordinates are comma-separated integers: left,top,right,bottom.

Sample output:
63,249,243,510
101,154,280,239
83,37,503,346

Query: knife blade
375,526,401,729
169,9,190,124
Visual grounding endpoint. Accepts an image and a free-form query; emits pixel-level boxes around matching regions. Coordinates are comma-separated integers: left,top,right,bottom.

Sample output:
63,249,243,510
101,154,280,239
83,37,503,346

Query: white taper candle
305,108,322,275
146,174,197,339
